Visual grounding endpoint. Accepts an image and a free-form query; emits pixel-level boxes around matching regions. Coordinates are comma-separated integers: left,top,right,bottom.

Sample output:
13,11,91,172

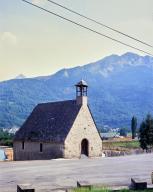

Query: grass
110,141,140,149
73,187,109,192
73,187,153,192
103,140,140,150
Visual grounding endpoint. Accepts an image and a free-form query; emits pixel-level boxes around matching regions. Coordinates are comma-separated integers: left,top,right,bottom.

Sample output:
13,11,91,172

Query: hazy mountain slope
0,52,153,129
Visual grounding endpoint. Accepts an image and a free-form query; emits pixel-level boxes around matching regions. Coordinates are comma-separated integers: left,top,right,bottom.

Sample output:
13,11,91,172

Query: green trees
119,128,128,137
139,114,153,151
131,116,137,139
0,130,13,146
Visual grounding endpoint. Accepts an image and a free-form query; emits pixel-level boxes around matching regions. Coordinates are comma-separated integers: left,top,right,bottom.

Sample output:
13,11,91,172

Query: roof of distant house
101,132,118,139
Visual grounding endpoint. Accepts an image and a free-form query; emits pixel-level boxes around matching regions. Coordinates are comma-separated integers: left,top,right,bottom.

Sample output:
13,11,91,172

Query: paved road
0,153,153,192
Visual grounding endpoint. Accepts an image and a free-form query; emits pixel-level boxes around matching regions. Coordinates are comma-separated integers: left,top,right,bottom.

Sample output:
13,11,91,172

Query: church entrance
81,139,89,156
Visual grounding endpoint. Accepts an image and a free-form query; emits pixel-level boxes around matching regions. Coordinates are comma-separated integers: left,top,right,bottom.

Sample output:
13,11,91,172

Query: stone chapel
13,80,102,160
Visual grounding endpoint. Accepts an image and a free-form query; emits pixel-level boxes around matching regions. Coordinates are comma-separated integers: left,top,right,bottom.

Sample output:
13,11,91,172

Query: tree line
128,114,153,151
0,130,13,146
139,114,153,151
118,114,153,151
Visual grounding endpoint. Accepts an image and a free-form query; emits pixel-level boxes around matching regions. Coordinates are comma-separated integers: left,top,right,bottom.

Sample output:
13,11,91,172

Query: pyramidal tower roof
75,80,88,87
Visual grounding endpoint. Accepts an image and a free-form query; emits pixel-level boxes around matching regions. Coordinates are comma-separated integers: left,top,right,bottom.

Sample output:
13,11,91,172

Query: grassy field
73,187,152,192
103,140,140,150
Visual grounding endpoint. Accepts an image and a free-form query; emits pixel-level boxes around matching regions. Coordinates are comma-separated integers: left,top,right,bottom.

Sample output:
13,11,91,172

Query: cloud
0,32,17,46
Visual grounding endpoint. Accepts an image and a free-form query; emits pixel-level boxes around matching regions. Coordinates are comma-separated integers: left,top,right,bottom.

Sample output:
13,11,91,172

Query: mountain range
1,52,153,130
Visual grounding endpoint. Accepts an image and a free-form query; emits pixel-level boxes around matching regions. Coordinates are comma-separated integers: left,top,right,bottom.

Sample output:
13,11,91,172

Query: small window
22,141,24,150
40,143,43,152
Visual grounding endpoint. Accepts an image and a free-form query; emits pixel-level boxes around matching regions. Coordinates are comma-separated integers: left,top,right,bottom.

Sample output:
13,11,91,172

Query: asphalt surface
0,153,153,192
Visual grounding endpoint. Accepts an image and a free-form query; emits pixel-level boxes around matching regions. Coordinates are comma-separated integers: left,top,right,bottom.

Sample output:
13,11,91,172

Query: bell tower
75,80,88,105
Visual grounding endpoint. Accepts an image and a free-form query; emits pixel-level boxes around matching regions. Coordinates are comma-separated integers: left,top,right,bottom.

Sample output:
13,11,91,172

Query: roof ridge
38,99,76,106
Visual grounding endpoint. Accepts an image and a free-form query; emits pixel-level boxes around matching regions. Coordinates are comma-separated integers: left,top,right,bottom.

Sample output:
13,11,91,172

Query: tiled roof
14,100,81,143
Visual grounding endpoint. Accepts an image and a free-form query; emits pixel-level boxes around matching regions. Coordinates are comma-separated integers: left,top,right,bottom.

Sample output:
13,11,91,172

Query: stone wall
13,141,64,160
103,149,147,157
64,105,102,158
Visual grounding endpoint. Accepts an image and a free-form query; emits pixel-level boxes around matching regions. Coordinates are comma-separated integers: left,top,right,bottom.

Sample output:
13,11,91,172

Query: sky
0,0,153,81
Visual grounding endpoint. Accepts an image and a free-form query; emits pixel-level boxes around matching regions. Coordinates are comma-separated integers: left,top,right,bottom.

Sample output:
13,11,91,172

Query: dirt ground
0,153,153,192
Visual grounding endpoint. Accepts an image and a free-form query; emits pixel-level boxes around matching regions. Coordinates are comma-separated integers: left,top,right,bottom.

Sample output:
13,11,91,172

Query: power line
21,0,153,57
47,0,153,49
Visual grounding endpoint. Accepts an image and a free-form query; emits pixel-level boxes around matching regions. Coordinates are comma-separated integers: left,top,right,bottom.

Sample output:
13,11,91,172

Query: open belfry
13,80,102,160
